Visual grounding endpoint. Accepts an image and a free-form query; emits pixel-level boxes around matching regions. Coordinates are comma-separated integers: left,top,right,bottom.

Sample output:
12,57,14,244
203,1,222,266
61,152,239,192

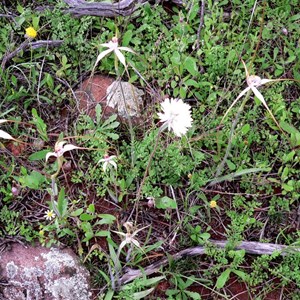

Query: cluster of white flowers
158,98,193,137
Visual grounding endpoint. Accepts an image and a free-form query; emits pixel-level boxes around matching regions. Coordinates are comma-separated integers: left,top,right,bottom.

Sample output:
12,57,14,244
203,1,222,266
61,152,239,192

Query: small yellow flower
25,27,37,39
188,173,192,179
209,200,217,208
39,230,45,236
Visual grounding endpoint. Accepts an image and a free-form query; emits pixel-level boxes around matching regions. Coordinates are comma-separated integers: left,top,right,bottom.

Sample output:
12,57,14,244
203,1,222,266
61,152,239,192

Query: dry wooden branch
120,240,300,284
1,40,63,70
63,0,183,17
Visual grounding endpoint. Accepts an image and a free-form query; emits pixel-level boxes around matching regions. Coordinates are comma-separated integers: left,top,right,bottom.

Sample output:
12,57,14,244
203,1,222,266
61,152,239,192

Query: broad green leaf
155,196,177,209
185,290,201,300
71,208,84,217
216,268,231,289
57,187,68,217
184,57,198,76
80,213,94,221
28,149,50,161
133,287,155,299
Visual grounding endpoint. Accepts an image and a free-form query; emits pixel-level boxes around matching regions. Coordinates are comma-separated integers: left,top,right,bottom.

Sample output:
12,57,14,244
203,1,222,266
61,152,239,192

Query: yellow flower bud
25,27,37,39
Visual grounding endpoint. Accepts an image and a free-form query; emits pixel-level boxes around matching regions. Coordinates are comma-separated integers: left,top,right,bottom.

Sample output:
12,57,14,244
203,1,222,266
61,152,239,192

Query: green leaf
96,214,116,225
71,208,84,217
31,108,48,141
122,30,133,46
28,149,50,161
155,196,177,209
184,57,198,76
57,188,68,217
279,121,300,135
170,51,181,65
231,269,247,280
216,269,231,289
17,170,45,189
88,204,95,213
133,287,155,299
80,213,94,221
184,291,201,300
104,290,114,300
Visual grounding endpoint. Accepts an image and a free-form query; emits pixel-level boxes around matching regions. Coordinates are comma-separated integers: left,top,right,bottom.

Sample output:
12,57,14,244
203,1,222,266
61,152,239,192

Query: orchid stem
214,89,251,180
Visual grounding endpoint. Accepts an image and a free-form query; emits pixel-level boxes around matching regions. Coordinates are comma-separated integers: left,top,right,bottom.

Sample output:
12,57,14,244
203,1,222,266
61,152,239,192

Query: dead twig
1,40,63,70
120,240,300,284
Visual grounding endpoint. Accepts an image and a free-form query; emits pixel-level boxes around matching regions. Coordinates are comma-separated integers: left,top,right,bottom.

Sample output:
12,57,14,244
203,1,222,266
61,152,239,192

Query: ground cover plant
1,0,300,299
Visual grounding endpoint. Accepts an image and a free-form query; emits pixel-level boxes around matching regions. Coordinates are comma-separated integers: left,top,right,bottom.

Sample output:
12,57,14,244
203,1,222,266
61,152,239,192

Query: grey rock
106,81,144,118
0,243,91,300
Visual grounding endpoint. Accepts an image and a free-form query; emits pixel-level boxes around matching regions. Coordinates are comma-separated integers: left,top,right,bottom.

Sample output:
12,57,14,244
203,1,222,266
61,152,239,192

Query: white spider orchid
222,59,297,132
46,140,81,162
97,154,117,173
112,222,149,258
92,36,135,73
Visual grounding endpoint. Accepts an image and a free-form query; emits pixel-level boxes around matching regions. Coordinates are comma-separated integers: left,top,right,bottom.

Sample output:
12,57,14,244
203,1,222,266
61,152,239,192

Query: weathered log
120,240,300,284
63,0,183,17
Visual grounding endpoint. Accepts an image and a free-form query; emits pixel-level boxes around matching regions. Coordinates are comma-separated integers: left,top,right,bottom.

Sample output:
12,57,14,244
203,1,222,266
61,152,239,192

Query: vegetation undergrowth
1,0,300,299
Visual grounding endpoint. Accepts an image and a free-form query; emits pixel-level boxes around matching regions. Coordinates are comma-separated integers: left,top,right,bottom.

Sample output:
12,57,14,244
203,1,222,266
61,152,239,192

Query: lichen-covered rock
106,81,144,118
0,243,91,300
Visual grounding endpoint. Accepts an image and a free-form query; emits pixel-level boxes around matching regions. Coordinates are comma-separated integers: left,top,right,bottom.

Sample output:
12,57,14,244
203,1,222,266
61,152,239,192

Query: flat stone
0,243,91,300
106,81,144,118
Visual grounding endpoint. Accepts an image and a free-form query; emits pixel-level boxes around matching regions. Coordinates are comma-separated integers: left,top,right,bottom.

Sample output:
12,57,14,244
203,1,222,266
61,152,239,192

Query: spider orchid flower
97,154,117,172
92,36,135,73
46,140,82,162
112,222,149,258
221,59,296,132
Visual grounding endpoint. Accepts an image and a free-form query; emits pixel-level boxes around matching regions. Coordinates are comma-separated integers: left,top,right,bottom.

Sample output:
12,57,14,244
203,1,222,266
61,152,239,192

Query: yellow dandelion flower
25,27,37,39
209,200,217,208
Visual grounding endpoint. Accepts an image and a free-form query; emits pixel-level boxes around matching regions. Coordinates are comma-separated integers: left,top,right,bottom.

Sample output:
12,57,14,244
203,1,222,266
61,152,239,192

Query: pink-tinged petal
252,86,282,131
102,161,108,172
62,144,81,153
118,46,135,54
0,119,8,124
260,78,276,85
115,49,126,67
46,152,57,162
221,87,251,123
95,48,113,67
0,129,15,140
241,59,249,78
110,160,117,169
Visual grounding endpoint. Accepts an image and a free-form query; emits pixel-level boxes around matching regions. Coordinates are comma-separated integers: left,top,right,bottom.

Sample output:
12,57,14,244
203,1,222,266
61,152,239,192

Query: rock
75,75,144,121
75,74,115,119
0,243,91,300
106,81,144,118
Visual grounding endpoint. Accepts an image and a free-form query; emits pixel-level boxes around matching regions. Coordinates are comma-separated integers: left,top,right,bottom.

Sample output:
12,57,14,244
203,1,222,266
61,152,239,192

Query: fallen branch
63,0,184,17
1,40,63,70
120,240,300,284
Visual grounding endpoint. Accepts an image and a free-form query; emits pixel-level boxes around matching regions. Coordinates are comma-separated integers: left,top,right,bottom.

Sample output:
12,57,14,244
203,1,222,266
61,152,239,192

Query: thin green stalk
214,89,251,180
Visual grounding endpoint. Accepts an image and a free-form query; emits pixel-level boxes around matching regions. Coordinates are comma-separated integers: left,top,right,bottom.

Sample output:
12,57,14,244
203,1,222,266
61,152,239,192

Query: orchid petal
102,161,108,172
251,86,282,131
94,48,113,69
221,87,251,123
0,129,15,140
110,160,117,170
62,144,81,153
118,46,135,54
241,59,249,78
115,49,126,67
0,119,8,124
46,152,57,162
260,78,276,85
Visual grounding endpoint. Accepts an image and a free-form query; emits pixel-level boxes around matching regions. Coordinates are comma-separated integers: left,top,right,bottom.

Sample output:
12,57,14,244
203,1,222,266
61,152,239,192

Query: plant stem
213,89,251,181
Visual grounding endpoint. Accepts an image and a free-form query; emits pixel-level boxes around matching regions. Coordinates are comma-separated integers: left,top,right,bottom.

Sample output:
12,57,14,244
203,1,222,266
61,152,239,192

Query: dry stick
1,40,63,70
195,0,205,51
120,240,300,285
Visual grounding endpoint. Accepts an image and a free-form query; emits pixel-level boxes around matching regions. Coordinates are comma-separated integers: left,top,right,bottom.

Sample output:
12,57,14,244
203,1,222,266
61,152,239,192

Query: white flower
45,141,81,162
0,119,18,142
92,36,135,72
221,59,295,132
98,154,117,172
158,98,193,137
45,209,55,221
